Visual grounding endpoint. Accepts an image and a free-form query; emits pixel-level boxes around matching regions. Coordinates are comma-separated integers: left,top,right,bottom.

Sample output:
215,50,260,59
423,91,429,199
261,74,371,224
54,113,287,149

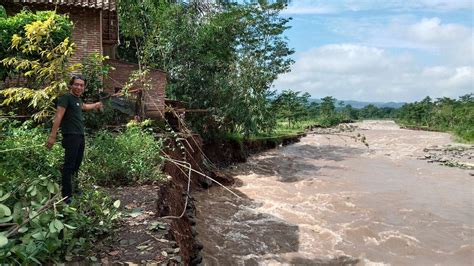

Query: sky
273,0,474,102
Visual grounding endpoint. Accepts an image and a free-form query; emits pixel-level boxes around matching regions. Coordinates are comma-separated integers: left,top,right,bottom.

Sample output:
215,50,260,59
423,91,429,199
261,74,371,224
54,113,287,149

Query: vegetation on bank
0,119,164,263
396,95,473,142
271,92,474,143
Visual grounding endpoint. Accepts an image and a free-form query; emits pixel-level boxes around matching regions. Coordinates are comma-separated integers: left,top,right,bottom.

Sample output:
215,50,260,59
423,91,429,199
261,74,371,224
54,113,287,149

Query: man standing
45,75,102,201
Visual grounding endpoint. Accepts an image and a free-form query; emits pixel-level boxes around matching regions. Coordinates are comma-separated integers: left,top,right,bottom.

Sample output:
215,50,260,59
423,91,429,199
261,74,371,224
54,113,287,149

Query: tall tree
320,96,336,117
117,1,294,136
273,90,309,127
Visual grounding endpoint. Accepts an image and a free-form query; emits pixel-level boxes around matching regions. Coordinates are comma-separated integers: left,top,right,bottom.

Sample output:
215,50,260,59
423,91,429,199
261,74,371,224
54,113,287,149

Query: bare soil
94,183,183,265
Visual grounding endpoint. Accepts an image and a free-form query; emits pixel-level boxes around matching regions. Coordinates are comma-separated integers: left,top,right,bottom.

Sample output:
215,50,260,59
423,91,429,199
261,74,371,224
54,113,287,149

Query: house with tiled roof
2,0,166,118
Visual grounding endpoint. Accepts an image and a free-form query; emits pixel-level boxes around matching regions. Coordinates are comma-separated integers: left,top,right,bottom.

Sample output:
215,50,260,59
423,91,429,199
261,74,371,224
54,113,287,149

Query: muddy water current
195,121,473,265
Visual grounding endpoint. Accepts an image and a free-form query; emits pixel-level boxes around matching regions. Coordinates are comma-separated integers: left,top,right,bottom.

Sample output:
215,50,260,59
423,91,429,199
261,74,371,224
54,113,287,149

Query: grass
268,119,320,137
396,121,473,144
218,119,320,142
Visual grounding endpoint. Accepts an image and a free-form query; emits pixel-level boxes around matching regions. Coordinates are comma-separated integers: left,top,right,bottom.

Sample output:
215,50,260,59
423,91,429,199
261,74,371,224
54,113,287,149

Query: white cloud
333,16,473,66
437,66,474,89
415,0,472,10
281,6,336,15
408,18,467,43
403,18,473,65
274,44,474,102
281,1,339,15
282,0,472,14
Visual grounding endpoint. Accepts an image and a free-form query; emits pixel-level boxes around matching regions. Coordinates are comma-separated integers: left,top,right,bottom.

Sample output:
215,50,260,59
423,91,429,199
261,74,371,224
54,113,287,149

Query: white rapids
195,120,474,265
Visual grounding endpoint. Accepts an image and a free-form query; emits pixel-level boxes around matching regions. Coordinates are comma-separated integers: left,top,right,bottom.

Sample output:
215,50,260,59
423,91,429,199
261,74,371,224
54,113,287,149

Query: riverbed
195,120,473,265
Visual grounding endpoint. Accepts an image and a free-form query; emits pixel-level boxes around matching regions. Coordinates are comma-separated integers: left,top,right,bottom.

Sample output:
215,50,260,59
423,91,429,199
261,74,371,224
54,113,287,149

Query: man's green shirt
57,92,84,135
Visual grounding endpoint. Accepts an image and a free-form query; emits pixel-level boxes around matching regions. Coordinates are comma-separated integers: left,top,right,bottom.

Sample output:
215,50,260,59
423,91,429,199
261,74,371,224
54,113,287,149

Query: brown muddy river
195,121,473,265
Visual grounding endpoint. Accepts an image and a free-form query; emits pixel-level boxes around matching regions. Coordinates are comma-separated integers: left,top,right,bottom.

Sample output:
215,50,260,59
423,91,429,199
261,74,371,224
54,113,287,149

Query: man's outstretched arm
82,102,102,111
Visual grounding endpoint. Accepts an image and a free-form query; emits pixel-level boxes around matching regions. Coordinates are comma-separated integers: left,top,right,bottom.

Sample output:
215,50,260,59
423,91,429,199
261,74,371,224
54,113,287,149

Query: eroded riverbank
195,120,474,265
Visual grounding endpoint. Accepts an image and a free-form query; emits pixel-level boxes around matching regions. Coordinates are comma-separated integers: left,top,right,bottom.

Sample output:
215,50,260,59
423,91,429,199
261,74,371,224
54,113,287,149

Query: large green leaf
53,219,64,231
0,235,8,248
18,226,28,233
47,183,55,194
32,231,46,240
0,203,11,217
49,221,57,233
0,216,12,223
64,223,77,230
0,192,10,202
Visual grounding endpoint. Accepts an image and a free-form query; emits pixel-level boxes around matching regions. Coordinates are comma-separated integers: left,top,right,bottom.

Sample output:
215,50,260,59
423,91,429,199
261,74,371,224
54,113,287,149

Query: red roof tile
11,0,116,11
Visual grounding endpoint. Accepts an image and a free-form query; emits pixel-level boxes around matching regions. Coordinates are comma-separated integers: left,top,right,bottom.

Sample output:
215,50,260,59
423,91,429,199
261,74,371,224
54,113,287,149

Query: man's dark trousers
61,134,85,199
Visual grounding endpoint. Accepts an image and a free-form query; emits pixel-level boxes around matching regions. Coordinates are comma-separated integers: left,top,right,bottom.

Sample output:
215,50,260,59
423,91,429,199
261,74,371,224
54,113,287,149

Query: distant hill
310,99,406,109
340,100,406,109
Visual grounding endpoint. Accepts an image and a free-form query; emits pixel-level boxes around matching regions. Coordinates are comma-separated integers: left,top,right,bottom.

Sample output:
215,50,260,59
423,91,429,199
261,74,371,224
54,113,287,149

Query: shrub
0,119,63,183
0,120,121,264
0,11,78,121
83,123,164,185
0,177,121,264
80,53,113,99
0,10,72,81
319,114,343,128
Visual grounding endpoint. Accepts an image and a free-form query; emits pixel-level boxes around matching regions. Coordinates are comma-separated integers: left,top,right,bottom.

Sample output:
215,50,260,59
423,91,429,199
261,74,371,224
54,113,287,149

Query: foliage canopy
117,1,294,137
0,10,77,121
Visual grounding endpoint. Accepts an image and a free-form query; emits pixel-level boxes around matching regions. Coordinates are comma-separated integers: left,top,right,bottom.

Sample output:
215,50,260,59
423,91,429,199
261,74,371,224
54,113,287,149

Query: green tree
117,1,294,137
273,90,310,127
396,94,473,142
359,104,380,118
320,96,336,117
0,12,77,121
307,101,320,118
0,10,72,81
342,104,358,120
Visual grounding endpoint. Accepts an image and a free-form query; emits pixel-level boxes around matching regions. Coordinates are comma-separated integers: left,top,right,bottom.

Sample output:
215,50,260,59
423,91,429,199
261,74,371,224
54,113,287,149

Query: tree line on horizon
271,90,473,142
396,95,473,141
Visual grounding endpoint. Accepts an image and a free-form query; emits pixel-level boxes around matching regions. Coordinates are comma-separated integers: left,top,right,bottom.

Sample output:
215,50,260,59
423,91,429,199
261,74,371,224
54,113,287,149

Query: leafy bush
0,10,72,80
83,123,165,185
0,177,121,264
80,53,113,99
0,5,6,19
0,120,121,264
319,114,343,128
454,125,474,142
0,11,78,121
0,119,63,183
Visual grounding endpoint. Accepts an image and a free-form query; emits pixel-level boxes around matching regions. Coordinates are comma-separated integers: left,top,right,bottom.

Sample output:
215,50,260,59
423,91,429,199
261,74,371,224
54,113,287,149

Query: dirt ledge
203,134,305,167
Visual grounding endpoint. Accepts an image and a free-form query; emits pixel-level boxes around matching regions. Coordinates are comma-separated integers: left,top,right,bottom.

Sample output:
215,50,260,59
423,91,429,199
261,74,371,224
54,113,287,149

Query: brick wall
68,8,102,65
104,59,167,118
2,4,103,65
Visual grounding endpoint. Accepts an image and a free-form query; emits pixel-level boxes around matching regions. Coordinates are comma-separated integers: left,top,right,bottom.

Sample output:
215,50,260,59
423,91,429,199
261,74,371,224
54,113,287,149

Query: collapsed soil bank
203,134,305,167
160,133,304,264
